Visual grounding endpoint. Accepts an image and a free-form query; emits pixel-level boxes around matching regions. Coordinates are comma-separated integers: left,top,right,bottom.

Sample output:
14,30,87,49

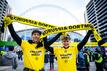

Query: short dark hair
8,46,14,51
61,34,71,41
31,30,41,35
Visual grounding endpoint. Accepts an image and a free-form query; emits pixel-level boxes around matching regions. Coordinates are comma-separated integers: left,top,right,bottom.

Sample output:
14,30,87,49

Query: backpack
77,52,85,67
2,55,13,66
2,54,18,69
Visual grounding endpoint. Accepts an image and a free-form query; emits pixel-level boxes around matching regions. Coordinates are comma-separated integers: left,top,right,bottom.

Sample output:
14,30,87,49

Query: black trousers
23,68,44,71
95,62,104,71
85,63,89,71
50,62,54,69
23,68,34,71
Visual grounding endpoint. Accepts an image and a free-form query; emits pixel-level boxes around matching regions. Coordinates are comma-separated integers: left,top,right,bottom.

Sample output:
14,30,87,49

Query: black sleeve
44,33,62,47
43,33,62,53
45,33,62,46
98,38,106,46
8,24,22,46
43,37,54,53
77,30,92,51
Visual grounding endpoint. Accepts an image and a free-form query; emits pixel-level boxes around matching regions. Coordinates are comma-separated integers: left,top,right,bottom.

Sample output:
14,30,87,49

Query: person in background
49,52,55,71
98,38,107,71
93,48,104,71
44,50,49,71
2,46,18,71
17,50,23,61
83,49,90,71
77,50,85,69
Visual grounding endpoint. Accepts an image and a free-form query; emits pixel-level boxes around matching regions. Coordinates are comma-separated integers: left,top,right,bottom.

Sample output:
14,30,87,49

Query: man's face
32,32,40,43
62,39,70,48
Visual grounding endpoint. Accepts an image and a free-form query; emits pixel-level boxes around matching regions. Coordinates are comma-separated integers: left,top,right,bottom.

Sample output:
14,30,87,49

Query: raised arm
77,30,92,51
8,24,22,46
44,33,62,46
98,38,106,46
43,37,54,53
43,33,62,53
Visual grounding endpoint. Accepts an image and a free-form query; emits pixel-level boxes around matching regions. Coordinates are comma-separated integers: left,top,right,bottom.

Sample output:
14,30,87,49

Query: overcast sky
7,0,90,36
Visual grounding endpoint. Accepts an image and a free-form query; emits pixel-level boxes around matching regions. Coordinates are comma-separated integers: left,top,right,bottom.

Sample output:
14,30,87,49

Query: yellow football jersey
21,40,45,71
54,46,78,71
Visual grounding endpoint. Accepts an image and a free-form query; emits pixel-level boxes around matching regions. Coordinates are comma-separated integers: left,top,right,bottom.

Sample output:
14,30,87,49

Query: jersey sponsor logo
30,50,42,56
60,54,72,59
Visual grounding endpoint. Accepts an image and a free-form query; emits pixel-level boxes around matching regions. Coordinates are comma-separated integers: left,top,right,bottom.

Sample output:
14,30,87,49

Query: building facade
86,0,107,42
0,0,10,41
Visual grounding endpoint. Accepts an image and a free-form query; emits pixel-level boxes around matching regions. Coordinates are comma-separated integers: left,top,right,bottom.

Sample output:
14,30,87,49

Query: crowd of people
77,47,107,71
0,43,107,71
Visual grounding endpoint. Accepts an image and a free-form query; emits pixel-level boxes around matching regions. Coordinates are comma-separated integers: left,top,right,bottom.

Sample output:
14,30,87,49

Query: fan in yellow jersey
45,30,92,71
6,15,62,71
